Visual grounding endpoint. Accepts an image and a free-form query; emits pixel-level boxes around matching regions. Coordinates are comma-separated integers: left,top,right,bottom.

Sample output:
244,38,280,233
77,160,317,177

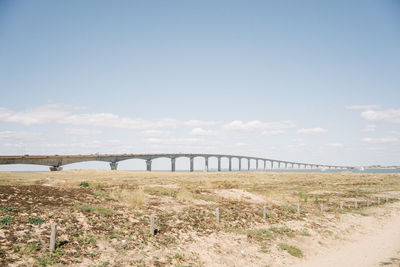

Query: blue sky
0,0,399,170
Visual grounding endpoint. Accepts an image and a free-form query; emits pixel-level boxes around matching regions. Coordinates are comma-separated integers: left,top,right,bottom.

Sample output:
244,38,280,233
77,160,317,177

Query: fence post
297,203,300,214
49,223,57,252
340,201,343,210
320,204,323,213
150,215,155,235
354,200,357,209
263,205,267,219
216,207,220,224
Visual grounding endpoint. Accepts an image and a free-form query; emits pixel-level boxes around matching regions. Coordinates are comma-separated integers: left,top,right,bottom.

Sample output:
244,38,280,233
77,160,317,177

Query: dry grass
110,187,147,207
176,188,194,202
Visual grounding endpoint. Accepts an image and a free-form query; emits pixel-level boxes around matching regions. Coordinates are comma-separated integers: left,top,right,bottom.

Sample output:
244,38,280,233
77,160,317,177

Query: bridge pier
271,161,273,169
190,157,194,172
256,160,258,171
205,157,209,172
228,157,232,171
285,162,287,168
217,157,221,172
171,158,176,172
263,160,266,171
49,166,63,171
146,159,152,171
278,162,281,168
248,158,250,171
239,158,242,171
109,162,118,170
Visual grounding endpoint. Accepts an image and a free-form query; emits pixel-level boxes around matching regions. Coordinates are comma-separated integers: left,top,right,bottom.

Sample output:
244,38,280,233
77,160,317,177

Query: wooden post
49,223,57,252
297,203,300,214
354,200,357,209
150,215,155,235
216,207,220,224
320,204,323,213
340,201,343,210
263,205,267,219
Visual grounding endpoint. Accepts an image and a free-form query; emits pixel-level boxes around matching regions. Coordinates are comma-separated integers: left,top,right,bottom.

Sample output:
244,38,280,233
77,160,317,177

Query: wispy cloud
297,127,328,134
261,130,284,136
326,143,343,148
345,105,380,110
138,130,172,137
234,142,247,147
0,105,226,132
185,120,219,127
0,131,42,141
143,137,216,147
362,124,376,132
64,128,102,136
361,109,400,123
190,128,215,136
222,120,295,132
61,113,180,130
362,137,399,144
0,104,69,126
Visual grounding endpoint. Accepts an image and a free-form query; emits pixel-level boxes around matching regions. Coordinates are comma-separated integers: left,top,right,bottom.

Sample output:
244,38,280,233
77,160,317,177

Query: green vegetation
99,261,111,267
301,229,311,236
379,257,400,266
74,204,114,216
246,228,274,240
0,206,14,212
299,192,309,202
226,227,274,241
20,241,42,255
144,186,177,197
192,193,218,202
93,190,112,200
76,234,97,246
1,215,12,225
278,243,303,258
36,253,58,266
79,181,90,187
28,217,45,225
269,226,295,238
259,244,269,253
174,253,184,261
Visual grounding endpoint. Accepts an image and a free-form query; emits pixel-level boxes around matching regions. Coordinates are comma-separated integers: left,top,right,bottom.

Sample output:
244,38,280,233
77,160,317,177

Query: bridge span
0,153,352,172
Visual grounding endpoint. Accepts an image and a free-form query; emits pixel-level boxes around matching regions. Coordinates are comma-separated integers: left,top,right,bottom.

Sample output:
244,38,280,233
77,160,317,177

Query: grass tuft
111,188,147,207
278,243,303,258
176,189,193,202
1,215,12,225
74,204,114,216
28,217,45,225
79,181,90,188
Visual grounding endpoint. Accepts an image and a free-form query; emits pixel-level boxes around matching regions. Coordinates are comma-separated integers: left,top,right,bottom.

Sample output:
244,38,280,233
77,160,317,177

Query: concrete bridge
0,153,352,171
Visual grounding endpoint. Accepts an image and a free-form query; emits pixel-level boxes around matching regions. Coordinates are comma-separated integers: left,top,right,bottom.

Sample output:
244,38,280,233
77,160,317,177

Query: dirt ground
0,170,399,266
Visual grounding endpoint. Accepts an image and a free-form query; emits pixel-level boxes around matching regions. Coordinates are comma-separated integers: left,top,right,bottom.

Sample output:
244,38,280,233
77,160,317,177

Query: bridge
0,153,352,171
